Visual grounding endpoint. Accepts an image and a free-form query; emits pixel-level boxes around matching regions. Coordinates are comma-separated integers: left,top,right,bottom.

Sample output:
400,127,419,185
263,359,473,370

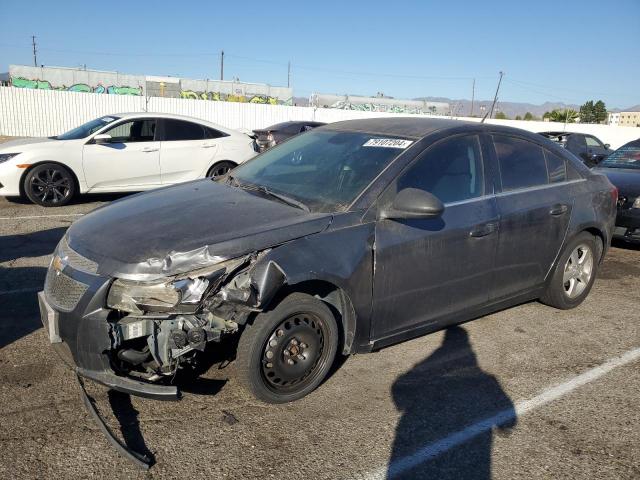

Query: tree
495,111,508,120
543,111,551,120
549,109,578,123
593,100,607,124
523,112,536,121
579,100,595,123
515,115,522,120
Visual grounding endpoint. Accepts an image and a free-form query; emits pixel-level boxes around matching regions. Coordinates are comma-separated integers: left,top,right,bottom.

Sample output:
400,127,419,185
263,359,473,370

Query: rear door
82,118,161,190
158,119,224,184
585,135,609,165
372,134,499,339
489,134,573,300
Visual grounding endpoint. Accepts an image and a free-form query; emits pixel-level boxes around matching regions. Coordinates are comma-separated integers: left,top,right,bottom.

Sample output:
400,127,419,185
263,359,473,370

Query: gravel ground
0,190,638,479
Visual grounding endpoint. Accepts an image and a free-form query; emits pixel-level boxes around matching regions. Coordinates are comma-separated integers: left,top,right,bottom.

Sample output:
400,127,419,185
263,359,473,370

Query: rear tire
207,161,236,179
540,232,602,309
23,163,75,207
236,292,339,404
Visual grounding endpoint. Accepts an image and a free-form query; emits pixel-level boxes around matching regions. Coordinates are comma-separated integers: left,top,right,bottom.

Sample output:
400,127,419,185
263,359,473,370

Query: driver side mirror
93,133,112,144
380,188,445,220
604,143,610,149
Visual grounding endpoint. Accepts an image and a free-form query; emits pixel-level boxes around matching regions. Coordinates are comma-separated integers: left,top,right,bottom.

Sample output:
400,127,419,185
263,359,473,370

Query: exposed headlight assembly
107,257,246,314
0,153,20,164
632,197,640,209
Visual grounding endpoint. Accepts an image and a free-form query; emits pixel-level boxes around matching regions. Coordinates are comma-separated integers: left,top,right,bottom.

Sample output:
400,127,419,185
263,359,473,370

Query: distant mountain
610,104,640,113
415,97,581,119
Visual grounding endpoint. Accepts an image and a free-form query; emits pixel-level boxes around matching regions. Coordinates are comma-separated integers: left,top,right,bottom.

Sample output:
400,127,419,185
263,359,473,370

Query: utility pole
488,71,504,119
470,78,475,117
287,61,291,88
220,50,224,81
31,35,37,67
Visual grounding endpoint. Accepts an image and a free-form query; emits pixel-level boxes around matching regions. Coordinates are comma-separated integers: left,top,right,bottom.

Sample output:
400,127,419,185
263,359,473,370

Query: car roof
321,117,540,140
109,112,238,135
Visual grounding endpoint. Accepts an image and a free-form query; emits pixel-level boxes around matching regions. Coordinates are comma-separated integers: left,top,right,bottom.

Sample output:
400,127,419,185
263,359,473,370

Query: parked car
539,131,613,168
0,113,257,206
593,138,640,243
40,118,616,430
252,121,326,151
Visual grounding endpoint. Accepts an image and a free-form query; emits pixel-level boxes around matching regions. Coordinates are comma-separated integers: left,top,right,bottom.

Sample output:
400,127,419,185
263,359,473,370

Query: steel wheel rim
210,164,232,178
261,313,328,393
30,168,71,204
563,244,594,299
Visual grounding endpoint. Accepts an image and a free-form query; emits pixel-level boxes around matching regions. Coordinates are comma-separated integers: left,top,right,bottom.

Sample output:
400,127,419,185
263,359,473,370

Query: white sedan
0,113,258,206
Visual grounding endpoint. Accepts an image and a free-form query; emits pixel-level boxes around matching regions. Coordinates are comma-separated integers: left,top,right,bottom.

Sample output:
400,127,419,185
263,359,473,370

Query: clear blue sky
1,0,638,108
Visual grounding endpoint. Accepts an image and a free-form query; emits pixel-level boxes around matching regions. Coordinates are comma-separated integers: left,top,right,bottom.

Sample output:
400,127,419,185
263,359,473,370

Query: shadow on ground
387,326,516,479
0,226,67,263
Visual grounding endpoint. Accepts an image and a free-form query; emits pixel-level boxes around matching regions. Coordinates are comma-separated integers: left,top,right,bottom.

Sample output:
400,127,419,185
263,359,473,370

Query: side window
204,127,228,139
585,136,603,148
397,135,484,204
493,135,548,191
105,119,156,143
544,150,567,183
163,119,206,141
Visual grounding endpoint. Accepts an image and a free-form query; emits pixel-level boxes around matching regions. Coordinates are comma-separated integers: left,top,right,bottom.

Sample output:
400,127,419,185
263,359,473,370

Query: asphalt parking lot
1,192,639,479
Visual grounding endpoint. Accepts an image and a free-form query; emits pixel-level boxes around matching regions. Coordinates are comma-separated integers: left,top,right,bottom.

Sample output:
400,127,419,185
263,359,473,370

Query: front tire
23,163,75,207
207,161,236,179
236,293,339,403
540,232,602,309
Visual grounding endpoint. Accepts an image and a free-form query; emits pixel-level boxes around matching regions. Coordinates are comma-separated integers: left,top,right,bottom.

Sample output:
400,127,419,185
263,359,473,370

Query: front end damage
104,252,285,389
39,239,289,467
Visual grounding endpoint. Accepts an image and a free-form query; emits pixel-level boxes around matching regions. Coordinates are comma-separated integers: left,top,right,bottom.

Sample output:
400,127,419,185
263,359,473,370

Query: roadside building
609,111,640,127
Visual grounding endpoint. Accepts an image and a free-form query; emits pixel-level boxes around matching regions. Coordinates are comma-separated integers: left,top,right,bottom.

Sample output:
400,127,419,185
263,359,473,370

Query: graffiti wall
11,76,142,95
179,90,282,105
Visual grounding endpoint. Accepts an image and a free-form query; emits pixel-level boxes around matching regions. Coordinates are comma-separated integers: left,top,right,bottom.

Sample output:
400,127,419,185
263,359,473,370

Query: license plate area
38,291,62,343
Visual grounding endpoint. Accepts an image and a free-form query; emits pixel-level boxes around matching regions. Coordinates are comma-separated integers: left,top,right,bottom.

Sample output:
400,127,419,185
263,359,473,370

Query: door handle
142,147,159,153
550,204,569,216
470,222,498,238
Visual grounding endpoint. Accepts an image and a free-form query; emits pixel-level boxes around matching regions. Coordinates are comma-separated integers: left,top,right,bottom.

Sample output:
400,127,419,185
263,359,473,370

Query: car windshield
600,142,640,169
53,116,120,140
230,130,413,212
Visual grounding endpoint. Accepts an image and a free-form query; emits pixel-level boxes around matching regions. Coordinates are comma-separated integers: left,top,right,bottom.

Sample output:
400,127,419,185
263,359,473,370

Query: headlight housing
106,257,246,314
0,153,20,164
632,197,640,209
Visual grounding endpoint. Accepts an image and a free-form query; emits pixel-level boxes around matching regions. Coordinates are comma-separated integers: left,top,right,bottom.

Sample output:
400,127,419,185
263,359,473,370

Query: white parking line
0,214,84,220
359,346,640,480
0,287,40,296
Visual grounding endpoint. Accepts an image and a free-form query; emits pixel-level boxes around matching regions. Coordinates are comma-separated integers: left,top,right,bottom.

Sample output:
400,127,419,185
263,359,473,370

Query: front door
372,134,498,340
82,118,161,190
489,134,573,300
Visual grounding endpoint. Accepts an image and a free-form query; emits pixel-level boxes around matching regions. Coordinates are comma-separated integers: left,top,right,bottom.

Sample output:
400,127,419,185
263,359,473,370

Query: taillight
611,186,618,202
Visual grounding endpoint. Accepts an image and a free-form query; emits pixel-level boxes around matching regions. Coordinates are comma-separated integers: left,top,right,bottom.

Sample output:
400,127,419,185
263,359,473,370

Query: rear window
493,135,548,191
544,150,567,183
163,119,205,141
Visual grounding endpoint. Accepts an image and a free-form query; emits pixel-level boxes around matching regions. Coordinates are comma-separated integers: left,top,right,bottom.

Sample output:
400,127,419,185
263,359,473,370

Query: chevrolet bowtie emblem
52,255,65,276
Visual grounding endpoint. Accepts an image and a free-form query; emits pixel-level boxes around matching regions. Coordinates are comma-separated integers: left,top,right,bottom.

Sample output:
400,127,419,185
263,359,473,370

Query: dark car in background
40,117,616,415
594,138,640,243
539,131,613,168
253,121,326,151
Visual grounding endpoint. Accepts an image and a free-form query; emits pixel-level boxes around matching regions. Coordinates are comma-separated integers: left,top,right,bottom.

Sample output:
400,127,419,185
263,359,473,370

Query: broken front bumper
37,263,179,401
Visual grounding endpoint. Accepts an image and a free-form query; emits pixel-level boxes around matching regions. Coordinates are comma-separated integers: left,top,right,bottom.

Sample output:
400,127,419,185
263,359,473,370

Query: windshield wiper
230,178,309,212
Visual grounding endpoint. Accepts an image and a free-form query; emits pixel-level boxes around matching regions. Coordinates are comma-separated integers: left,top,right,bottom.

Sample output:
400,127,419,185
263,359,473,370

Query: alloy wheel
563,244,594,299
29,167,71,204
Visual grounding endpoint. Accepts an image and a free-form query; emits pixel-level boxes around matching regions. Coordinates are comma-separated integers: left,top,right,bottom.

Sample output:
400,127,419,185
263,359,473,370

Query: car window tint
544,150,567,183
163,119,205,141
585,136,603,147
204,127,228,139
493,135,548,190
105,119,156,143
398,135,484,204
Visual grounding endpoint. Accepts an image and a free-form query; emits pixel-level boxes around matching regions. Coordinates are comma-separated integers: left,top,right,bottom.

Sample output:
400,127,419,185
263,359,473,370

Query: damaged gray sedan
40,118,617,410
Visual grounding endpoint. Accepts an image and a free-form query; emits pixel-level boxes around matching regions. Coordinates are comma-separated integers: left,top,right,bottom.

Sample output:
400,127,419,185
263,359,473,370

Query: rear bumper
614,208,640,242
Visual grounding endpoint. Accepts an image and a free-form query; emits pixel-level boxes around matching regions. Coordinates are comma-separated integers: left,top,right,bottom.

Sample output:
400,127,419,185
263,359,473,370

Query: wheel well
206,160,237,177
18,161,81,198
268,280,357,355
583,227,605,261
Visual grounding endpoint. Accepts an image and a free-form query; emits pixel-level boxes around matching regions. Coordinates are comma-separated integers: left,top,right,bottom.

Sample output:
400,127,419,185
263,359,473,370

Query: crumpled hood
594,167,640,197
67,179,333,279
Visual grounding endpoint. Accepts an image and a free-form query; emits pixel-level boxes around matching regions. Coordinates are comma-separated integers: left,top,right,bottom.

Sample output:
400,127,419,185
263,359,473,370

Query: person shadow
387,326,516,479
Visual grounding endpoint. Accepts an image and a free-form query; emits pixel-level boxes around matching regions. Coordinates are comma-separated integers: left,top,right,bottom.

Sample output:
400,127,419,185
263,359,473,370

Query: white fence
1,87,639,149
